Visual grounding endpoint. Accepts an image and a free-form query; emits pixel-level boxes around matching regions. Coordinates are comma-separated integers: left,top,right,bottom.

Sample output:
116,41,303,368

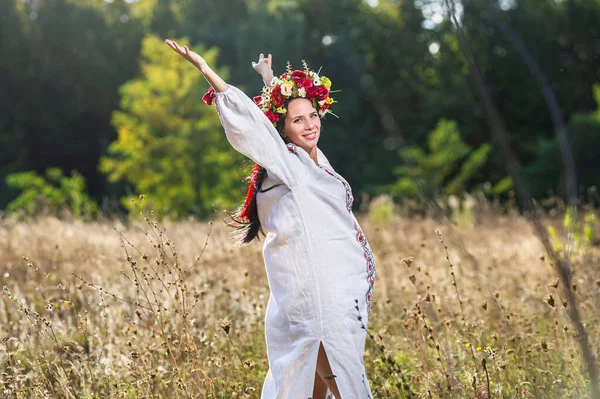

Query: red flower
271,85,285,107
298,77,313,89
202,87,216,106
253,95,263,105
312,85,329,101
265,110,280,123
306,85,324,100
290,70,306,79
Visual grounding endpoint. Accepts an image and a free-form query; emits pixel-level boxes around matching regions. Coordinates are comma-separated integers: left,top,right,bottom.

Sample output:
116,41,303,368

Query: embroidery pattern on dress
324,169,353,212
286,143,298,154
323,168,375,313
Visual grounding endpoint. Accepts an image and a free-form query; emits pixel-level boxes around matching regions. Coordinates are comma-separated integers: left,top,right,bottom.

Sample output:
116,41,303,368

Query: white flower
313,74,322,86
298,87,306,97
318,100,326,107
280,83,293,96
270,77,279,87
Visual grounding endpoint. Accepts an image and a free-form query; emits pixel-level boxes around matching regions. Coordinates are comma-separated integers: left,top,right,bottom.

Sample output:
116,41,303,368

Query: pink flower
298,78,313,89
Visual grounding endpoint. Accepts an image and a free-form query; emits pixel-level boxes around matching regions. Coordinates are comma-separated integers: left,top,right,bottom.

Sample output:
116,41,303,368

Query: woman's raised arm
164,41,300,188
165,39,228,92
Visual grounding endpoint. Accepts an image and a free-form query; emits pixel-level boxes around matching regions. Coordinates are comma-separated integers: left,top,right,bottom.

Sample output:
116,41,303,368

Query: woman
165,39,376,399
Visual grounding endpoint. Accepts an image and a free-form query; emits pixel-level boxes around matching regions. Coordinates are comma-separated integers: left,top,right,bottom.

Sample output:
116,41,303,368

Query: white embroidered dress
215,85,376,398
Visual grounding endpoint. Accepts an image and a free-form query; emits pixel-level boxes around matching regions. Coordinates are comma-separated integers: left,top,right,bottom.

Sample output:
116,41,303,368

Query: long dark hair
229,119,287,245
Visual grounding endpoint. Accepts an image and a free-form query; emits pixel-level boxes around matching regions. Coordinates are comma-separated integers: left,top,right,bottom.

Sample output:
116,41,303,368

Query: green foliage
2,0,600,213
547,207,597,256
390,119,492,200
367,195,396,226
524,83,600,198
100,35,245,219
6,168,98,217
0,0,143,208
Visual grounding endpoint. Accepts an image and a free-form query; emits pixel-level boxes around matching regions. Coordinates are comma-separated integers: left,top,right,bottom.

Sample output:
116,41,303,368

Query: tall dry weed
1,201,598,398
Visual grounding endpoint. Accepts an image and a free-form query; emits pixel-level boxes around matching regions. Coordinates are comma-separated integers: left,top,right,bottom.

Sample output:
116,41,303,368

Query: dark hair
229,116,288,245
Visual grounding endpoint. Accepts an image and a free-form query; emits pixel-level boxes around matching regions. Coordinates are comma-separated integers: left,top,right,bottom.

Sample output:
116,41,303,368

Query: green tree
6,168,98,217
100,35,245,218
0,0,143,208
526,84,600,198
390,119,492,200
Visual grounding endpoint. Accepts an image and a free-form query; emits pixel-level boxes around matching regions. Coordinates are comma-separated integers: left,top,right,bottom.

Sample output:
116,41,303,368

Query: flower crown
252,61,335,127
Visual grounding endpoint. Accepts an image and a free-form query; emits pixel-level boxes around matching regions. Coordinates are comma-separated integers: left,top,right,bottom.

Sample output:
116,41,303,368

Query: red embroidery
323,168,375,313
286,143,298,154
324,170,353,212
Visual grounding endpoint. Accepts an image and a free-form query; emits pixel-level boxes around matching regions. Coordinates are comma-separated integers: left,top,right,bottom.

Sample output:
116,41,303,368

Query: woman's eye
294,119,301,123
311,113,318,118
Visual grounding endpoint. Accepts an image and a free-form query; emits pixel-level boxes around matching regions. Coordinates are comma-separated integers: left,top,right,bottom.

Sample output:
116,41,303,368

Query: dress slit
312,340,345,399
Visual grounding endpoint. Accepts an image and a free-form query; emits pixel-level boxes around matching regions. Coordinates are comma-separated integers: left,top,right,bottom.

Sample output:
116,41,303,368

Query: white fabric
215,85,376,399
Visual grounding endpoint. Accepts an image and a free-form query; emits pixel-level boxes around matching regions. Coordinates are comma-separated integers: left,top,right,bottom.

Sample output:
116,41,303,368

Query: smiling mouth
303,132,317,140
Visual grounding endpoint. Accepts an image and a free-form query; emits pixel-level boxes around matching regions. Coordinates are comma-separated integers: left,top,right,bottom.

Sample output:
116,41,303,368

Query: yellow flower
486,346,492,351
465,343,471,348
476,346,482,352
325,97,334,105
276,107,287,114
321,77,332,89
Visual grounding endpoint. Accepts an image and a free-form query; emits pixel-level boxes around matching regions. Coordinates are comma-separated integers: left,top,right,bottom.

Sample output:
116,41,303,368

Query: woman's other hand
165,39,206,70
252,53,275,87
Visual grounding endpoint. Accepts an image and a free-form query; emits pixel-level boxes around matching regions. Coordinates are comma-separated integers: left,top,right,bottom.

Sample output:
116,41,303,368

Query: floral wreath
252,61,335,127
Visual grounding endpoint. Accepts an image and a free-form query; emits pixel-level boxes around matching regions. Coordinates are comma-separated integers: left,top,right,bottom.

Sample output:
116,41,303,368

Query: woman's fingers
165,39,187,56
267,54,272,67
165,39,181,54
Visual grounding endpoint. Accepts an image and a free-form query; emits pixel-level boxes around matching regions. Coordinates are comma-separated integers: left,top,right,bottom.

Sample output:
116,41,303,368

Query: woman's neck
307,146,319,166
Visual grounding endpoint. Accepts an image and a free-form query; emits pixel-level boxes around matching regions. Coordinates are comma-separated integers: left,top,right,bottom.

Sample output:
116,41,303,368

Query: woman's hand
252,53,275,87
165,39,206,70
165,38,228,93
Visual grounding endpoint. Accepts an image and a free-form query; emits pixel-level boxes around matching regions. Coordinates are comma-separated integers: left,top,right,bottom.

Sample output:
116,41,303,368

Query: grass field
1,201,599,398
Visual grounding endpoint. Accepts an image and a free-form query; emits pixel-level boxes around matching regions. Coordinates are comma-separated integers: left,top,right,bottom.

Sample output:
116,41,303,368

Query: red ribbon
240,163,261,220
202,87,216,106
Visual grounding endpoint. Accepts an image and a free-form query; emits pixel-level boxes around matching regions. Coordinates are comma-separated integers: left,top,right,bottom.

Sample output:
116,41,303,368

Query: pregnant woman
166,40,376,399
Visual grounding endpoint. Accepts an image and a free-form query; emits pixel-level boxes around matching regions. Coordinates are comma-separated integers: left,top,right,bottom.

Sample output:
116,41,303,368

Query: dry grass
0,204,599,398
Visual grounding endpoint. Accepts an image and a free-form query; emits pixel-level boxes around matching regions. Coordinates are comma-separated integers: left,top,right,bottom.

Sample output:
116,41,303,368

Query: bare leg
316,342,342,399
312,370,328,399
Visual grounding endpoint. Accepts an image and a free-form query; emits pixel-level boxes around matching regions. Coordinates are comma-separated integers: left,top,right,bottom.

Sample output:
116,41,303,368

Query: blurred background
1,0,599,219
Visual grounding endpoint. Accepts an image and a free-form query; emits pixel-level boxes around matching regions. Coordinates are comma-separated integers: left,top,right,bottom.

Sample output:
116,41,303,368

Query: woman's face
281,98,321,155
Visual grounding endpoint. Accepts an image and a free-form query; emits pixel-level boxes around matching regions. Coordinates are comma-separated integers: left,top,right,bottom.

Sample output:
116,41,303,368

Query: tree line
1,0,599,218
